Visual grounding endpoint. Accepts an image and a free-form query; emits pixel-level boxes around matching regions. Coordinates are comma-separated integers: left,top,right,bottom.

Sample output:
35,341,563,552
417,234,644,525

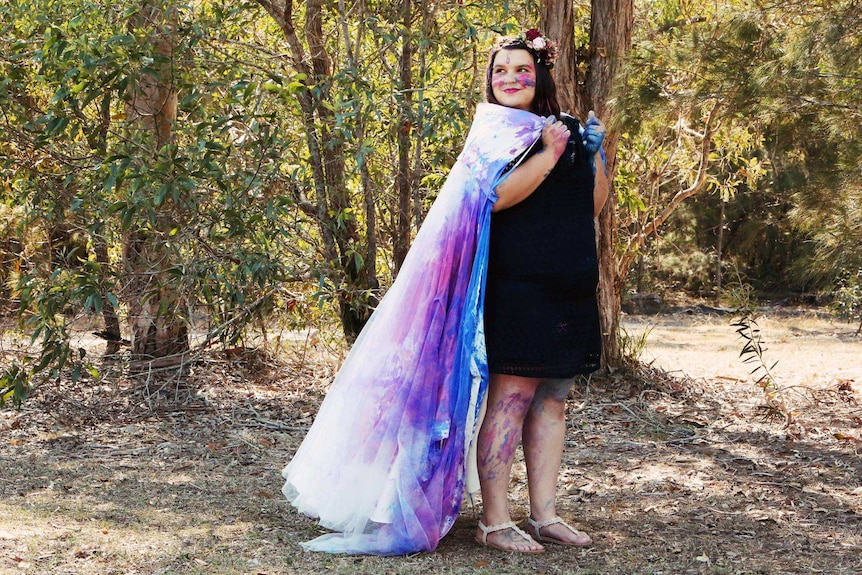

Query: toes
481,528,543,552
545,524,591,545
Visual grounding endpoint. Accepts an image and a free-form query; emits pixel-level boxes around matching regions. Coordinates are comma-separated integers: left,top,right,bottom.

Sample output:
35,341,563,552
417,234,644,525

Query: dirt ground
1,310,860,575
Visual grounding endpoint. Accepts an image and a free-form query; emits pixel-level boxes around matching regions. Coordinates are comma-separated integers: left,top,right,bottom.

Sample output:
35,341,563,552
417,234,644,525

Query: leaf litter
1,311,861,574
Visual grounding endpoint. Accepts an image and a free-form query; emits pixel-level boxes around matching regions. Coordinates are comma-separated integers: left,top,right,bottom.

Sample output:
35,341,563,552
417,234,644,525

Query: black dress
484,115,601,378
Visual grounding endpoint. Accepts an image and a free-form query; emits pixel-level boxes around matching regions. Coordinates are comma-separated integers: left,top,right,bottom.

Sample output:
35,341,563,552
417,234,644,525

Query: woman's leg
476,373,543,552
522,378,590,545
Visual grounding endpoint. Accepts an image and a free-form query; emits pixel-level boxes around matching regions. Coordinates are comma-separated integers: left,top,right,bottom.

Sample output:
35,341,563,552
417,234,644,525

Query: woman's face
490,48,537,112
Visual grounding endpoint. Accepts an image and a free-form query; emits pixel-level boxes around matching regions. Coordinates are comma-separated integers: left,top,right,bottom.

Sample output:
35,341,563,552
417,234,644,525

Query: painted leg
523,378,591,546
475,373,544,552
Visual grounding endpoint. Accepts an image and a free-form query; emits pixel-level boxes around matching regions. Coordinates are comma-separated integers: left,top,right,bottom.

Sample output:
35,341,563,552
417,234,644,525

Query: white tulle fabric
282,104,544,555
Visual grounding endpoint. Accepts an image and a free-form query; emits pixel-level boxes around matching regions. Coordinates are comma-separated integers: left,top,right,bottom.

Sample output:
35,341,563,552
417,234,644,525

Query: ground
1,309,860,575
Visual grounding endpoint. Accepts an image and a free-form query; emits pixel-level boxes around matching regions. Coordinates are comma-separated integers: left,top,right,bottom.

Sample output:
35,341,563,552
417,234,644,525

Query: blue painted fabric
281,104,544,555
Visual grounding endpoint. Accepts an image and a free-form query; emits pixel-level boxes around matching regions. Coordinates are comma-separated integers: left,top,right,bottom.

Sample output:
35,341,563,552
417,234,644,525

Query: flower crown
518,28,559,69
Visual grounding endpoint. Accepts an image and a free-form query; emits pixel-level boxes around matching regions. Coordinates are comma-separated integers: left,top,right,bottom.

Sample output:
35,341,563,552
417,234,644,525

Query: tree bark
257,0,378,342
540,0,577,115
544,0,634,369
393,0,414,273
717,199,725,296
93,236,122,356
124,1,189,368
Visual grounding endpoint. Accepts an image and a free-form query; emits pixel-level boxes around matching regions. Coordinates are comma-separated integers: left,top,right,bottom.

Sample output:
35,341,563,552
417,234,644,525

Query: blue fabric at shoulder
280,103,543,555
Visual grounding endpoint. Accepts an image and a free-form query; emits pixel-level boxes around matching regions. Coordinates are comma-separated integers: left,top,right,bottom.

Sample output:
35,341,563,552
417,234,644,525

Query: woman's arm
582,111,609,218
592,151,609,218
492,117,570,212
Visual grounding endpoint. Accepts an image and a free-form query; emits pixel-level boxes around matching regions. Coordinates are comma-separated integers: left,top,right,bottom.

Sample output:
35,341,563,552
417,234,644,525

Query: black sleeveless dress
484,115,601,378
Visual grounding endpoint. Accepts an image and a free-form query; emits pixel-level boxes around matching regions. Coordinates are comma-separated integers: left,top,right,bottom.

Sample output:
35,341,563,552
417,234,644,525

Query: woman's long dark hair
485,38,561,118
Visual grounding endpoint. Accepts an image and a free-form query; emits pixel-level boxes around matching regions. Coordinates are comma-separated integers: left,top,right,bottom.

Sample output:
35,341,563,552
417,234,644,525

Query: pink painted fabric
282,104,544,554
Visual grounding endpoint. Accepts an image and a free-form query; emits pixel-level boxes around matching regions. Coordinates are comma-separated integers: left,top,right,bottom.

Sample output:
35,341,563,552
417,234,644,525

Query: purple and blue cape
282,104,545,555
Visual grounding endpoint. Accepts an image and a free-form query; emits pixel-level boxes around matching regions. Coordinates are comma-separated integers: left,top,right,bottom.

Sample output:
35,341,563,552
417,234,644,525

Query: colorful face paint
490,49,538,112
516,73,536,88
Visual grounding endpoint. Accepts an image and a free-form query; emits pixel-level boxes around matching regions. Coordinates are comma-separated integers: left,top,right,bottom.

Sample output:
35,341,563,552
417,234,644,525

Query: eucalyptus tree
541,0,635,367
0,0,310,401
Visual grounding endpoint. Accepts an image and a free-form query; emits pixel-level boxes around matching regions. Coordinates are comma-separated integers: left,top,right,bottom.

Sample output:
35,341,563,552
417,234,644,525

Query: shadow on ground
1,344,861,575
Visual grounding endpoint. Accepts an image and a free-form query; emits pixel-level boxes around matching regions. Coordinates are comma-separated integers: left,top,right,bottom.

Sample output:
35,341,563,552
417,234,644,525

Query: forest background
1,0,861,397
1,1,861,574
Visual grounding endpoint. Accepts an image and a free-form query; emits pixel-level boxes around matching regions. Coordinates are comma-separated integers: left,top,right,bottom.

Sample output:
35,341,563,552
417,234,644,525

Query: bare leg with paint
475,373,544,552
522,378,591,546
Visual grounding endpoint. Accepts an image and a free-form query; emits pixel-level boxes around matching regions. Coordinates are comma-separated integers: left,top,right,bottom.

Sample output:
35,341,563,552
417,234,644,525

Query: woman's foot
526,516,591,547
476,520,545,553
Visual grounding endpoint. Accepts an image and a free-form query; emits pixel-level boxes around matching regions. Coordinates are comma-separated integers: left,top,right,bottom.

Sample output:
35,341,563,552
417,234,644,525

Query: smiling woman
490,50,537,112
484,31,560,119
473,31,609,554
279,28,609,557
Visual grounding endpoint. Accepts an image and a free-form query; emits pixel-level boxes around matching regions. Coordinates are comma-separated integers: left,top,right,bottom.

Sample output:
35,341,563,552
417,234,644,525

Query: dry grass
2,311,861,574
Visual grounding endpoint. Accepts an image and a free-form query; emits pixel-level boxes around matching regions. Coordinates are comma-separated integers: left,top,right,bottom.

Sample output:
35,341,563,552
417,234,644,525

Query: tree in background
2,0,860,404
0,0,539,402
542,0,635,367
1,0,311,399
122,1,189,368
614,0,861,320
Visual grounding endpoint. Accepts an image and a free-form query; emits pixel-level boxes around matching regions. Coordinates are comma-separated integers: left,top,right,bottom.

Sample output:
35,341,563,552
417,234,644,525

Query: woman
280,29,606,556
474,31,608,553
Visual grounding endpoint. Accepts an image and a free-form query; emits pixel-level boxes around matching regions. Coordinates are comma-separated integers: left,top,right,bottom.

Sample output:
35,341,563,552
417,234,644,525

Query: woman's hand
582,110,606,154
541,115,571,161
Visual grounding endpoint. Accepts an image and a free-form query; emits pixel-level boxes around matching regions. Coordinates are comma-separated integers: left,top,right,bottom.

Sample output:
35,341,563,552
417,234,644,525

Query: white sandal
476,520,544,553
526,516,592,547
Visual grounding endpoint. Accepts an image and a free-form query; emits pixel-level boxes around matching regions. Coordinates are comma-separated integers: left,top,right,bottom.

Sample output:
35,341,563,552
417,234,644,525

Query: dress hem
488,362,601,379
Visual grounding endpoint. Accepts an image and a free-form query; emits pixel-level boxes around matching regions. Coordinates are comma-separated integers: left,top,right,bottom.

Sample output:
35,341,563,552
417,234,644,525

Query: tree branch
620,100,723,276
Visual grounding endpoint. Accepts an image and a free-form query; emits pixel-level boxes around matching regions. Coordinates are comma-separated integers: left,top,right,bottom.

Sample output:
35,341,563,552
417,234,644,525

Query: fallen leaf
834,432,859,442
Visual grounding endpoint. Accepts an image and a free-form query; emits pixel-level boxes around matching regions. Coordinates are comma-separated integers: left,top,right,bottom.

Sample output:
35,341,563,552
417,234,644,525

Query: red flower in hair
512,29,559,69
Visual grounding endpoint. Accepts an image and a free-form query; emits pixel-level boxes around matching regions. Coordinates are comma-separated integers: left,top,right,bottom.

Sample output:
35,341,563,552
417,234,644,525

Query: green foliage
1,0,546,400
613,0,773,293
0,0,314,393
616,0,862,303
832,269,862,333
619,324,653,366
725,276,793,426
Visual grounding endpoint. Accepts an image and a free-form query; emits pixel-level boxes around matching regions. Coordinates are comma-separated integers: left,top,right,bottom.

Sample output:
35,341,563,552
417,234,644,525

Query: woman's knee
533,378,573,406
487,374,541,416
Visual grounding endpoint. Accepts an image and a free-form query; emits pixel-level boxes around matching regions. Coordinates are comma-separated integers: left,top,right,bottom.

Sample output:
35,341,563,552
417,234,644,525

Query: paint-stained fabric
281,103,544,555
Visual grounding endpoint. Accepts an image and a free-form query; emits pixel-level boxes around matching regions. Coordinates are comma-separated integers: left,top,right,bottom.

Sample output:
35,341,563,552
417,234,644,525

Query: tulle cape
282,103,545,555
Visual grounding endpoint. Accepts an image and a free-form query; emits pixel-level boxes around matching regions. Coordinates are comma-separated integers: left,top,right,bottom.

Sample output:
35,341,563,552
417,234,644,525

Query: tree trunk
93,236,122,356
717,199,725,296
257,0,379,342
124,1,189,369
393,0,414,274
544,0,634,369
540,1,577,115
412,0,434,230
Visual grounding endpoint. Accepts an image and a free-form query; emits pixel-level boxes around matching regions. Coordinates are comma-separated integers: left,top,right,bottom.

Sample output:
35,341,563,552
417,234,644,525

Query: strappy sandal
476,520,544,553
525,516,592,547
